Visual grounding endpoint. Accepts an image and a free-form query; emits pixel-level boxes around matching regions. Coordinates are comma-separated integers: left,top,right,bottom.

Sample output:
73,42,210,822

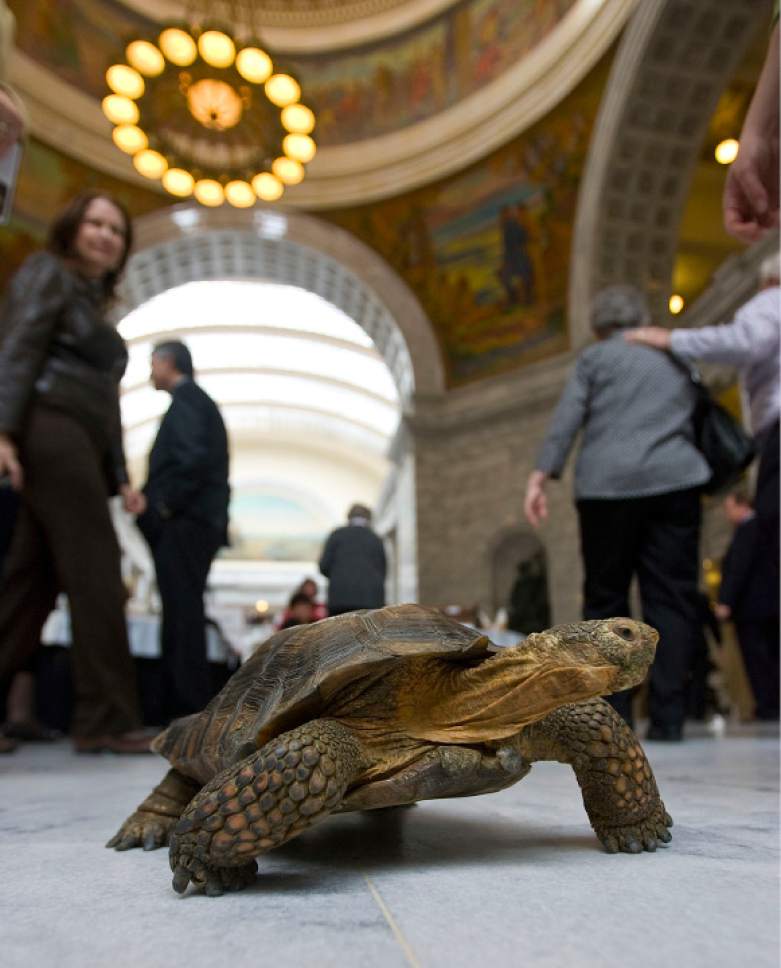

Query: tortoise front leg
107,768,201,852
168,719,367,896
519,699,673,854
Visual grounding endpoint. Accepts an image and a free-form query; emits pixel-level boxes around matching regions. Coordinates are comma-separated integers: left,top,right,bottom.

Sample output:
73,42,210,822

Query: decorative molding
122,203,445,399
568,0,771,348
121,0,459,52
9,0,633,207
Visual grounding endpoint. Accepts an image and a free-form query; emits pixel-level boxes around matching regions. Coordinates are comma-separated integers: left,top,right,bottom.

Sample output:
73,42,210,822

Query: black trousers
147,517,222,720
577,488,701,729
735,618,780,720
0,406,140,738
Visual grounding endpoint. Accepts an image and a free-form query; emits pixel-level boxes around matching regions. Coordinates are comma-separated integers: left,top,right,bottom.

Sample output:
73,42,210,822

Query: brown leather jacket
0,251,129,492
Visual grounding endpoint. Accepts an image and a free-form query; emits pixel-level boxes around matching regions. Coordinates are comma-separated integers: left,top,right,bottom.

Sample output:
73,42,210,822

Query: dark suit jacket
140,379,230,544
719,515,777,622
319,523,386,611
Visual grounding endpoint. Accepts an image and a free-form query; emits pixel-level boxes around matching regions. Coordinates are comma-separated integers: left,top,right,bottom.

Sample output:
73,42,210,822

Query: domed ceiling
6,0,633,205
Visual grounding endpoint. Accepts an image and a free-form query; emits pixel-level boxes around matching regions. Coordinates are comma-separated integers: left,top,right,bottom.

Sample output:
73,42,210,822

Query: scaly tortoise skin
108,604,672,896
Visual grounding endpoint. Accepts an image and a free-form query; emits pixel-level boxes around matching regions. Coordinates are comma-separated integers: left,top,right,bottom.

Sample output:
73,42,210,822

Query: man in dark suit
136,341,230,720
716,489,779,721
319,503,386,616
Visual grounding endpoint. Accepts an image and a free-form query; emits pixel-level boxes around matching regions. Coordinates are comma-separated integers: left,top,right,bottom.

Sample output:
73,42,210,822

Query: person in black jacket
318,504,386,616
716,489,779,720
136,341,230,720
0,191,149,753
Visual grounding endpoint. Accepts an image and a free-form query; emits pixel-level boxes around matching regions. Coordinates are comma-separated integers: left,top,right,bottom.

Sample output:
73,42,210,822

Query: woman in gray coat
524,285,710,741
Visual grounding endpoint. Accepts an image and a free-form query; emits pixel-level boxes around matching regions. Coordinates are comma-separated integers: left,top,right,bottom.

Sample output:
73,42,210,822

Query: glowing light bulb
265,74,300,107
102,95,139,126
162,168,195,197
283,133,316,164
236,47,273,84
281,104,315,134
126,40,165,77
252,172,284,201
272,157,304,185
669,294,685,315
715,138,739,165
159,28,197,67
133,149,168,179
198,30,235,69
112,124,148,154
194,179,225,207
225,180,256,208
106,64,145,99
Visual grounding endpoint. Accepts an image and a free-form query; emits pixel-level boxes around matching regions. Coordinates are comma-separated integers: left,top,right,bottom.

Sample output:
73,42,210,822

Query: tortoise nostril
615,625,634,641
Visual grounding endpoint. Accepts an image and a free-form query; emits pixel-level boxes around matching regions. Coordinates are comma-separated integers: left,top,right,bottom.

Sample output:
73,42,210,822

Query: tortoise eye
615,625,634,641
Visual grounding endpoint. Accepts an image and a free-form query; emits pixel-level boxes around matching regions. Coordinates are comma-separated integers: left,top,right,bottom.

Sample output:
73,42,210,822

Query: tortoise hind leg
107,768,202,852
169,718,367,896
519,698,673,854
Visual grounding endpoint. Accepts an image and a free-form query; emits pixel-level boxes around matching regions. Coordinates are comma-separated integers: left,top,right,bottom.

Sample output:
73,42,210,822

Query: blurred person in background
524,284,710,741
136,340,230,722
278,592,315,630
0,191,149,754
716,489,779,722
319,503,386,616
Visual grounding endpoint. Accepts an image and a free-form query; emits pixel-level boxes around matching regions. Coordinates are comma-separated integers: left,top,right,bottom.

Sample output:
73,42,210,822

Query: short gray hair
591,284,651,332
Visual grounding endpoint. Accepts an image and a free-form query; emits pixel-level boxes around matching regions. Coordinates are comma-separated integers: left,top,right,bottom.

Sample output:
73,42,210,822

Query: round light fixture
106,64,145,99
283,133,316,163
198,30,236,69
194,179,225,207
126,40,165,77
669,294,685,315
252,172,284,201
133,149,168,179
187,78,243,130
281,103,315,134
265,74,300,107
162,167,195,197
272,156,304,185
225,180,256,208
236,47,273,84
158,27,197,66
102,95,139,126
715,138,739,165
112,124,148,154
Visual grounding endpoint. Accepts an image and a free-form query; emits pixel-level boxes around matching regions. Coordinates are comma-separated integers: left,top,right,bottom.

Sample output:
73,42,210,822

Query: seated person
279,593,315,630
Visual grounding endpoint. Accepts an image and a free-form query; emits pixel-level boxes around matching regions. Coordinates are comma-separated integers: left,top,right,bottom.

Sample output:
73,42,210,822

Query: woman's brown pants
0,406,141,739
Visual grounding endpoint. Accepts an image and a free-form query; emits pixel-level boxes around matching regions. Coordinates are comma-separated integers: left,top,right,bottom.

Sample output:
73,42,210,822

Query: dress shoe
73,730,156,755
0,735,18,754
646,723,683,742
3,720,61,742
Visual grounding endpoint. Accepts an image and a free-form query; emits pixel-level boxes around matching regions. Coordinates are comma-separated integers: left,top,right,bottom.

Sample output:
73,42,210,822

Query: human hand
120,484,147,515
0,90,24,157
714,603,731,622
624,327,672,350
0,433,23,490
723,135,780,243
524,470,549,528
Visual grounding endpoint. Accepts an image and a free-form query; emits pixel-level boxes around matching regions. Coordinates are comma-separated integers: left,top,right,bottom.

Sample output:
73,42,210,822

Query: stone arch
568,0,771,347
484,525,549,620
119,203,445,405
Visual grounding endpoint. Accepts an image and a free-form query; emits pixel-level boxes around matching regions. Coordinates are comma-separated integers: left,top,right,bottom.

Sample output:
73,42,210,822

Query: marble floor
1,724,778,968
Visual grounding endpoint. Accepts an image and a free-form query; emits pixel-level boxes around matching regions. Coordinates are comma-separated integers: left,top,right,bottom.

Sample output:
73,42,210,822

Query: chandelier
102,1,316,207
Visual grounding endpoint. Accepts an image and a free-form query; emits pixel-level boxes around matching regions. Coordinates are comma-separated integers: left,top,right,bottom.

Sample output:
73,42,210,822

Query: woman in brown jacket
0,191,151,753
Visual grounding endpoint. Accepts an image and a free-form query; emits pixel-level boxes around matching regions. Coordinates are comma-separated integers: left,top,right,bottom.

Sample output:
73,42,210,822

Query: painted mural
0,137,166,293
8,0,577,146
223,490,329,562
324,58,608,385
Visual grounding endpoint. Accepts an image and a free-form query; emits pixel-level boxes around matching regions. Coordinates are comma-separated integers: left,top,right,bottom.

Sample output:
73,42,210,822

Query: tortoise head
543,618,658,692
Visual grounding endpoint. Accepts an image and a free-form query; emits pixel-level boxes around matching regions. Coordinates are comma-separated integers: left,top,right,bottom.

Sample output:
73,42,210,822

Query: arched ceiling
6,0,634,205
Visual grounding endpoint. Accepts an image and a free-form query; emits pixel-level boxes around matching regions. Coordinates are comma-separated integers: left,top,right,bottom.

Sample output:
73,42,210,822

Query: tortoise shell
153,604,493,784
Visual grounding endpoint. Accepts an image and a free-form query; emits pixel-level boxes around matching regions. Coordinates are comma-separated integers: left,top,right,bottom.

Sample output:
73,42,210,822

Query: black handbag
687,366,756,495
